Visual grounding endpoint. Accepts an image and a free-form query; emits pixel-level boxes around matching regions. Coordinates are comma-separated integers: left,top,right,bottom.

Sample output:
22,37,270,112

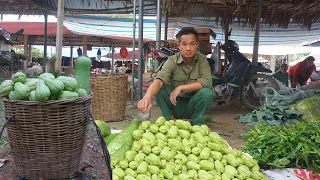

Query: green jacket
156,52,212,98
271,71,289,86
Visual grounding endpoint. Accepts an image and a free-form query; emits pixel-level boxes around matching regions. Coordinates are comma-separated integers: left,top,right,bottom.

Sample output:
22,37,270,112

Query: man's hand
138,97,152,114
170,86,182,106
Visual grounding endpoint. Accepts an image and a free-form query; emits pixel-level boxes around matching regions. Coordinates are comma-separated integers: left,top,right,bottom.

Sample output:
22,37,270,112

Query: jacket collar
177,52,199,64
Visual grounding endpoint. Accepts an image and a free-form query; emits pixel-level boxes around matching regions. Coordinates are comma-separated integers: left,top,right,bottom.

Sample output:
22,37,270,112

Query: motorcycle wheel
0,66,10,79
240,73,280,110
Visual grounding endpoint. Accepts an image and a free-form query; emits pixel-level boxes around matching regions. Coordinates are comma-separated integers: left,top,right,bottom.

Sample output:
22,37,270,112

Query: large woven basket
2,95,92,179
91,74,127,122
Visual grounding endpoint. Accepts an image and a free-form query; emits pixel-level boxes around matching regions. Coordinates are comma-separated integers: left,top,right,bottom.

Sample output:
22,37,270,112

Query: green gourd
28,90,37,101
8,91,18,100
77,88,88,97
14,82,30,100
12,72,27,84
57,91,79,100
0,80,14,97
39,73,55,80
75,56,92,92
24,78,39,91
42,78,64,95
56,76,78,91
35,79,51,101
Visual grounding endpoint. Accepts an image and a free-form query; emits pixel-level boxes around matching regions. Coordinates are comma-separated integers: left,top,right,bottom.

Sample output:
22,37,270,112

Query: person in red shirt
288,56,316,88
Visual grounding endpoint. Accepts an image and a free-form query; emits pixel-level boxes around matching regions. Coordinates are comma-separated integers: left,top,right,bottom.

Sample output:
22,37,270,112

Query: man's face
281,65,288,73
178,34,199,59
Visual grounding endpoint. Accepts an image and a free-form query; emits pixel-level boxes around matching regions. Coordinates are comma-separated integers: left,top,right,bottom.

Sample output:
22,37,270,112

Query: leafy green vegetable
236,104,302,126
291,96,320,123
242,122,320,172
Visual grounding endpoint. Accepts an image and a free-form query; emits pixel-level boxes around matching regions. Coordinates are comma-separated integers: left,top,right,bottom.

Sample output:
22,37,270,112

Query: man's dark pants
155,85,215,125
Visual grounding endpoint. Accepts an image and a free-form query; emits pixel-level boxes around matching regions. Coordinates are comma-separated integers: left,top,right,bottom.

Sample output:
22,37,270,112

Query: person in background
137,27,215,125
77,47,82,57
288,56,316,88
271,64,289,87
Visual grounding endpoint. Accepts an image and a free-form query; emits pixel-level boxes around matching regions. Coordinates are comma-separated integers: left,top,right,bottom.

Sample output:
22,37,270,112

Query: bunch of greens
236,104,302,126
263,89,320,107
241,122,320,172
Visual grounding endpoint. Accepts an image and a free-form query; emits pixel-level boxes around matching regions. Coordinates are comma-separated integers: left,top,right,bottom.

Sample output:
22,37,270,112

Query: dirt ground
0,99,250,180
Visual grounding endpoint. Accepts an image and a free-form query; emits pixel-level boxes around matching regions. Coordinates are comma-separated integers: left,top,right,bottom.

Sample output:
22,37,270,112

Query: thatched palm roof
1,0,319,30
163,0,320,30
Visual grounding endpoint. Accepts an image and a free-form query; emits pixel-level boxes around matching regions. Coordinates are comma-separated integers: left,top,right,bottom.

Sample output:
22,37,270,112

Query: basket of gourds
0,72,92,179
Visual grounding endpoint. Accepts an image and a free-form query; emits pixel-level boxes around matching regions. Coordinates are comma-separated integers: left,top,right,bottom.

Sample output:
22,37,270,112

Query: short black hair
306,56,315,62
175,27,198,42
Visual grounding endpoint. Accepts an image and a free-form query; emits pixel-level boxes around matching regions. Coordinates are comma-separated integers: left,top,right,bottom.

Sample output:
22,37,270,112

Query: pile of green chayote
112,116,265,180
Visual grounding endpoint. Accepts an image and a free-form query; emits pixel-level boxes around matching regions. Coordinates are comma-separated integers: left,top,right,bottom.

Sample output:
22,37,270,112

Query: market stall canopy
64,14,320,46
0,22,72,35
63,14,170,41
239,46,320,55
0,21,139,47
0,0,156,15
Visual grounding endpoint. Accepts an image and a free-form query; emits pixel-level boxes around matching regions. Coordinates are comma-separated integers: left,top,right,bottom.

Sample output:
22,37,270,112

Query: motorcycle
210,40,279,110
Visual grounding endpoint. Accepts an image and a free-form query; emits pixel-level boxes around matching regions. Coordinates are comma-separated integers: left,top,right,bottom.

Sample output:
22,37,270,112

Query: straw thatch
0,0,44,15
163,0,320,30
1,0,320,30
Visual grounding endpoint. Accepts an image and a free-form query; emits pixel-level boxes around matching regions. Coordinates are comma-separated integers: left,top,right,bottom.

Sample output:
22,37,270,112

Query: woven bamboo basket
90,74,127,122
2,95,92,179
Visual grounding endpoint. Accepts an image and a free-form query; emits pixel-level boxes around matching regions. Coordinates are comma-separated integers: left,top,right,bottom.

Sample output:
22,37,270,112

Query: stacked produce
237,91,320,126
289,96,320,123
0,72,88,101
109,117,265,180
238,92,320,173
242,122,320,172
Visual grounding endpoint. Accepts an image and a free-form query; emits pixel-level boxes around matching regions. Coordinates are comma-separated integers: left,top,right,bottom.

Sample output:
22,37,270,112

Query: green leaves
236,104,303,126
241,122,320,172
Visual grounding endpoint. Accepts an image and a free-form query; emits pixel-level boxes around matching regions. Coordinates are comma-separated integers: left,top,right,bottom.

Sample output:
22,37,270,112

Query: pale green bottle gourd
75,56,92,92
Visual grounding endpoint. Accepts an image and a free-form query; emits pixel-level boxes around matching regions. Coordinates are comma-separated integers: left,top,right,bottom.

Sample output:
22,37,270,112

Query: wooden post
23,35,28,70
164,11,168,41
224,19,230,67
155,0,162,69
270,55,276,72
83,36,88,55
252,0,262,66
44,12,48,72
138,0,144,100
70,46,74,68
28,44,32,62
111,45,114,74
224,22,229,42
55,0,64,73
